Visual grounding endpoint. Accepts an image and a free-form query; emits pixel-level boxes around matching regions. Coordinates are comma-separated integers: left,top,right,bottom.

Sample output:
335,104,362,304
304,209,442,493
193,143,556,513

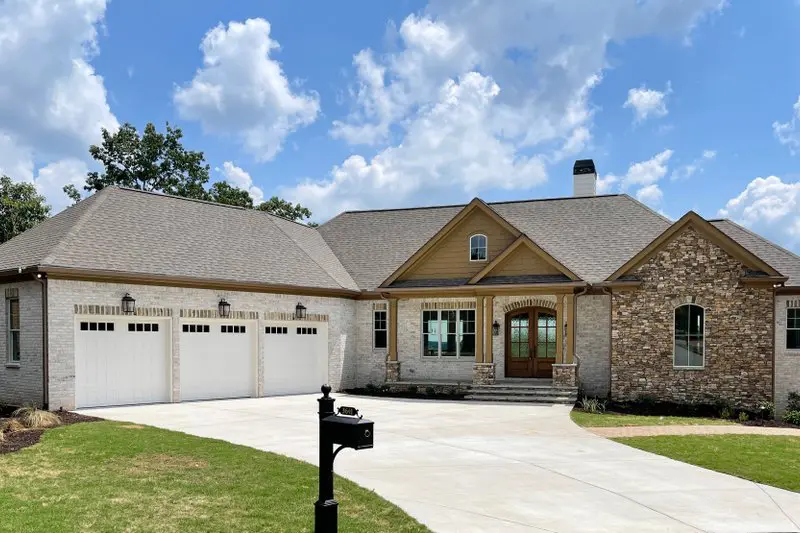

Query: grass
0,421,429,533
616,435,800,492
570,409,734,427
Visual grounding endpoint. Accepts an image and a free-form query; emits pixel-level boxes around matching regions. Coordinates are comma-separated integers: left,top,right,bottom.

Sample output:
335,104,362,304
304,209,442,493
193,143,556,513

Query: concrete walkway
591,424,800,438
81,396,800,533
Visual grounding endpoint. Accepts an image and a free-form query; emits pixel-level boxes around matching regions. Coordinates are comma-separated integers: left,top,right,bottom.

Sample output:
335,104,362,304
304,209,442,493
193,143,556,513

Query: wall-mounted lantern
218,299,232,318
121,293,136,315
295,302,307,320
492,320,500,337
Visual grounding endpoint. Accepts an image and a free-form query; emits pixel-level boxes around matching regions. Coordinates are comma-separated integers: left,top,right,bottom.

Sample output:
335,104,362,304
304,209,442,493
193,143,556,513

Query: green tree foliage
63,184,82,206
257,196,312,223
207,181,254,209
0,176,51,244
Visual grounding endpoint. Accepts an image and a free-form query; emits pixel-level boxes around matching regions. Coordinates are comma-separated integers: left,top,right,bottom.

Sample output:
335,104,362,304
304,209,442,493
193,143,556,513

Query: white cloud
287,73,546,219
719,176,800,250
0,0,117,210
670,149,716,181
305,1,722,217
596,174,618,195
174,18,320,161
773,96,800,154
636,184,663,206
217,161,264,204
33,159,89,212
624,82,672,123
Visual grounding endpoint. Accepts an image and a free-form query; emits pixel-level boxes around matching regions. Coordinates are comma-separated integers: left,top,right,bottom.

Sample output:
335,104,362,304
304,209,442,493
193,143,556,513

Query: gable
398,205,518,282
478,242,562,278
608,211,783,282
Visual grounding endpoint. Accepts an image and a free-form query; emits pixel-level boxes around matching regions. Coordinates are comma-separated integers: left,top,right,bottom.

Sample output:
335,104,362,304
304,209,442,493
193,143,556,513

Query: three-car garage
73,315,330,408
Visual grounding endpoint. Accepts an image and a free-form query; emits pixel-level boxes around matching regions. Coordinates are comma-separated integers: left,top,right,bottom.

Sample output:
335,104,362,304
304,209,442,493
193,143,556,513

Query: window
81,321,115,333
788,308,800,350
265,326,289,335
674,304,704,368
182,324,210,333
221,325,246,334
7,298,20,363
422,309,476,358
469,234,487,261
296,327,318,335
129,323,159,333
374,311,387,349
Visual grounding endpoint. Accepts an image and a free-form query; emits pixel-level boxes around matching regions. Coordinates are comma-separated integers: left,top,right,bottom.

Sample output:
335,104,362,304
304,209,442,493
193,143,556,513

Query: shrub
738,411,750,423
783,410,800,426
578,396,606,414
756,401,775,420
406,385,418,395
365,383,376,392
788,392,800,412
12,406,61,429
425,386,435,396
2,419,25,434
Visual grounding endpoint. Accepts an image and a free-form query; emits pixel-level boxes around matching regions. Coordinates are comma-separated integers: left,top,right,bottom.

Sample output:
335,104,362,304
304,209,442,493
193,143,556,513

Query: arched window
674,304,704,368
469,234,487,261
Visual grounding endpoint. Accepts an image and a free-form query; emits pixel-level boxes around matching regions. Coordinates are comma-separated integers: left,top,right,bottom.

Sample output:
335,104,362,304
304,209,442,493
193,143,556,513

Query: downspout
34,272,49,409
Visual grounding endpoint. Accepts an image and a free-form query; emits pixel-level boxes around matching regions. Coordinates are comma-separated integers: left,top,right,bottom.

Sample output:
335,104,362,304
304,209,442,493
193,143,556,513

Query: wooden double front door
505,307,557,378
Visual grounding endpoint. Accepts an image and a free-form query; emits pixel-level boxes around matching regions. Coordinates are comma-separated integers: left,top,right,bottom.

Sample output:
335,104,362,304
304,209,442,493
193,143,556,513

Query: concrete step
465,393,577,404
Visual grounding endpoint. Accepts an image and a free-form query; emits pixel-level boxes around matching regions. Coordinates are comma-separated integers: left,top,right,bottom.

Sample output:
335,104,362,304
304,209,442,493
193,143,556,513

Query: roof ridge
41,188,113,266
267,217,353,290
712,218,800,264
619,193,673,224
115,186,315,228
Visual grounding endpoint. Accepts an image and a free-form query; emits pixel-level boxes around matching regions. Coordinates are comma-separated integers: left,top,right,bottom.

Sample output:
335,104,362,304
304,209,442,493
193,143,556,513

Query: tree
85,122,210,199
63,184,82,206
0,176,51,244
257,196,312,222
207,182,254,209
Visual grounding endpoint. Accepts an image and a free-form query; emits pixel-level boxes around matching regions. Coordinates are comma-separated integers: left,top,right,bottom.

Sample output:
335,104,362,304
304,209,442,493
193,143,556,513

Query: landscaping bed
345,383,468,400
0,420,430,532
0,409,99,454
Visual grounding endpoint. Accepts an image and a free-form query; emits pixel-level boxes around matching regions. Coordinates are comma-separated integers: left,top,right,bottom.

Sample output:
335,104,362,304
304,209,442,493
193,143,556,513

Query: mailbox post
315,385,374,533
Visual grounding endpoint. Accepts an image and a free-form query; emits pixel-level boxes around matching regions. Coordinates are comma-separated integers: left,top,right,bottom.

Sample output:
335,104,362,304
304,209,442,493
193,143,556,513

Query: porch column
386,298,400,382
475,296,484,363
556,295,564,364
484,296,494,364
567,293,575,364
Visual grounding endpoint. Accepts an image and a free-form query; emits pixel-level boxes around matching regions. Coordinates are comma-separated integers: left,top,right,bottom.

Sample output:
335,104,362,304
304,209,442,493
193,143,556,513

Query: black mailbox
321,414,374,450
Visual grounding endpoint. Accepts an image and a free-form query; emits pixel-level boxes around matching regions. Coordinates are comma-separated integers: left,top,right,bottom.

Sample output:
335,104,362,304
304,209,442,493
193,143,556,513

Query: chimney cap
573,159,596,175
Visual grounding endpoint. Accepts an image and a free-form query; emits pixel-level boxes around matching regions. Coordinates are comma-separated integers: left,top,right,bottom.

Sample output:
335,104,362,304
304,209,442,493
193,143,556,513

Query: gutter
33,272,48,409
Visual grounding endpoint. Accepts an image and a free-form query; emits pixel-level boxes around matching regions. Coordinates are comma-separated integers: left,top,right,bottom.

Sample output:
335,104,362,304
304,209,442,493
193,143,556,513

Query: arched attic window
469,234,487,261
674,304,705,368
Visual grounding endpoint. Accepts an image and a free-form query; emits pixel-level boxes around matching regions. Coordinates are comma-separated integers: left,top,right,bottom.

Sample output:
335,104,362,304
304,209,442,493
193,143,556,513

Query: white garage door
75,318,171,408
180,321,257,401
263,321,328,396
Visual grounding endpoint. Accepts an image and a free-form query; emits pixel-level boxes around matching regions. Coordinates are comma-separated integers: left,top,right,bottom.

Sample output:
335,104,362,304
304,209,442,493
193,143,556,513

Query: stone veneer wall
397,297,476,382
355,299,389,387
611,227,774,409
575,294,611,397
46,279,357,410
0,282,44,407
775,295,800,416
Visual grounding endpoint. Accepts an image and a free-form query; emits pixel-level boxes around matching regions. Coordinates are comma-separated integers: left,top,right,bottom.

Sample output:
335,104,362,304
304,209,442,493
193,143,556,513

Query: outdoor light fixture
218,299,232,318
492,320,500,336
121,293,136,315
295,302,307,320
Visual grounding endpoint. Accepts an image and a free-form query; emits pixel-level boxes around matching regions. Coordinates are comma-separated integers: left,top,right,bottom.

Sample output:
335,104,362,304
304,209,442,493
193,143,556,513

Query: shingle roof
711,219,800,286
319,195,672,289
0,187,359,291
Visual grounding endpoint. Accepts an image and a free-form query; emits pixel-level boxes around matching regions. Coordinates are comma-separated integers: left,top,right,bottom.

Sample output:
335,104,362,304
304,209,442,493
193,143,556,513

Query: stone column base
473,363,496,385
552,363,577,388
386,361,401,383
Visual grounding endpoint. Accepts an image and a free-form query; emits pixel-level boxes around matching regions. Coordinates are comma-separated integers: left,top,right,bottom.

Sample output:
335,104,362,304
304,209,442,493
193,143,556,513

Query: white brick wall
0,281,44,407
575,294,611,397
355,300,388,387
397,298,475,382
775,295,800,416
46,279,357,410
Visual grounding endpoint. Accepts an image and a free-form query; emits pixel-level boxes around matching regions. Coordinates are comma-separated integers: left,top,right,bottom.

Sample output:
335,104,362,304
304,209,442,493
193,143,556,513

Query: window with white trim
422,309,476,358
788,307,800,350
469,234,487,261
7,298,20,363
674,304,704,368
374,310,387,349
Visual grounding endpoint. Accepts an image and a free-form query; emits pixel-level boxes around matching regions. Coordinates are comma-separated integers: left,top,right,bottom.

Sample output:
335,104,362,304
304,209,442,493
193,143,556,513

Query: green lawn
570,410,734,427
0,421,429,533
616,435,800,493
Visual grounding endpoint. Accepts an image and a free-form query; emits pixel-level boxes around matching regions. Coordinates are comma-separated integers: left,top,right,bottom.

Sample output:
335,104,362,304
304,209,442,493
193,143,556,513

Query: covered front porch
381,289,581,389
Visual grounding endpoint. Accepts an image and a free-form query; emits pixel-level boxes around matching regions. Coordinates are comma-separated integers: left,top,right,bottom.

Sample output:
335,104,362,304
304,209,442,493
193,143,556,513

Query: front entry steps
465,381,578,404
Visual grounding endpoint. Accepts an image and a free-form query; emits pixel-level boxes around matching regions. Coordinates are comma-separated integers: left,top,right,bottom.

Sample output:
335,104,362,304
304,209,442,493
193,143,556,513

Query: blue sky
1,0,800,252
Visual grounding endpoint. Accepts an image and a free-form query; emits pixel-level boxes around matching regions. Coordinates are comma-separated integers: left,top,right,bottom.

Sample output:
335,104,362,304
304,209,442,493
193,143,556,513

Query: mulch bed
0,410,100,455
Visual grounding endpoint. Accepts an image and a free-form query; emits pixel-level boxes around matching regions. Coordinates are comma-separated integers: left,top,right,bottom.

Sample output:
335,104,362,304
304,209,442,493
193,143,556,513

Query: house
1,160,798,414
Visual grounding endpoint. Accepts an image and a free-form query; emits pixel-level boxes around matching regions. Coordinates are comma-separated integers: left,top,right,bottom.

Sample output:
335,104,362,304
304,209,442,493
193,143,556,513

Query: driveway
82,395,800,533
